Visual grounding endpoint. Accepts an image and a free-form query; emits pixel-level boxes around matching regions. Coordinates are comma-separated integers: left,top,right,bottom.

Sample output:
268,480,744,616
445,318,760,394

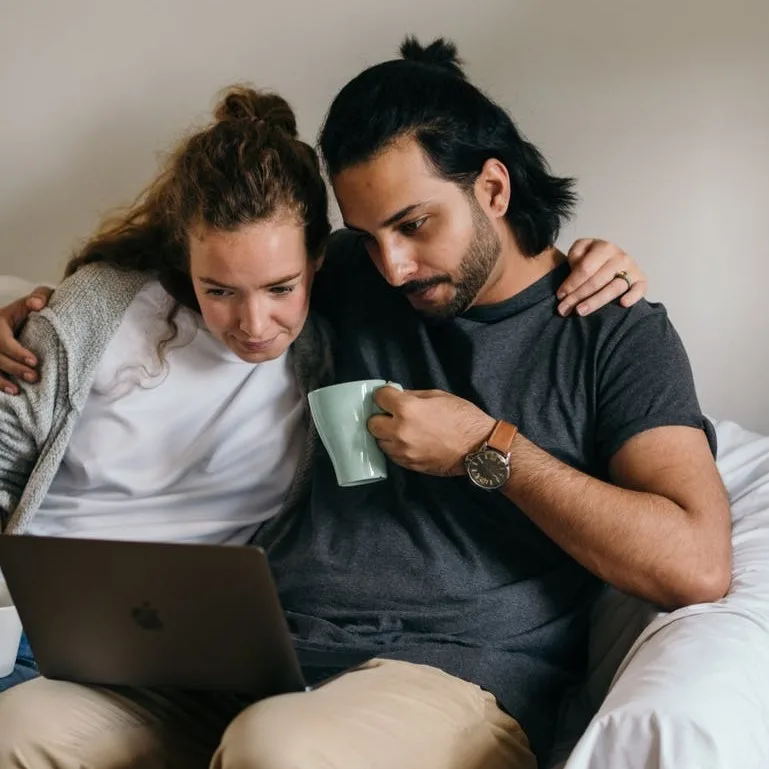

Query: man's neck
475,243,565,307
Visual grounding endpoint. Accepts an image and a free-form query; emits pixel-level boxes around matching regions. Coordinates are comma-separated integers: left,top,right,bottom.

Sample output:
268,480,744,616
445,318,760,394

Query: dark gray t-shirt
258,232,715,760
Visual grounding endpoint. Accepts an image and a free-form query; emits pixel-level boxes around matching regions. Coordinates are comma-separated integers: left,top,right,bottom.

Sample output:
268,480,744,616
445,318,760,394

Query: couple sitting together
0,37,731,769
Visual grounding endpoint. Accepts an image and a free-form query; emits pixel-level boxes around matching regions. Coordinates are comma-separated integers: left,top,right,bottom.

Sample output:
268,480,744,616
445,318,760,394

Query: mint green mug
308,379,403,487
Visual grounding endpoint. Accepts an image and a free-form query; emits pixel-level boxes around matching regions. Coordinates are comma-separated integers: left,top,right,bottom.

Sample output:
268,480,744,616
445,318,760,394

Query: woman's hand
557,239,648,317
0,287,53,394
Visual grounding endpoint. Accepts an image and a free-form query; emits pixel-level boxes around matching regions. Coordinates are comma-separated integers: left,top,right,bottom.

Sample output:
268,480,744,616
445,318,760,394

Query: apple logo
131,601,164,631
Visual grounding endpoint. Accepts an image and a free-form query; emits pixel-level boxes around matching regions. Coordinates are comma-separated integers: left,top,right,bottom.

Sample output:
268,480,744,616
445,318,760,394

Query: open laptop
0,535,306,697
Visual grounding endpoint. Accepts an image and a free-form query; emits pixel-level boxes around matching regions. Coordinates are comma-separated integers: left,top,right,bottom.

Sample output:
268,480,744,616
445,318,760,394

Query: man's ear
474,158,511,220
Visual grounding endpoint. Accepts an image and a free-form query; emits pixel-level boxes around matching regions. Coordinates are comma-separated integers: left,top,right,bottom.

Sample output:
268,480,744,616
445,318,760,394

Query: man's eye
401,217,427,235
205,288,230,297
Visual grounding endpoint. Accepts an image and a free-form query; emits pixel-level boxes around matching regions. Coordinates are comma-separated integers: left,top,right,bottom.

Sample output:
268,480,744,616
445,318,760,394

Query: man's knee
212,661,537,769
213,692,335,769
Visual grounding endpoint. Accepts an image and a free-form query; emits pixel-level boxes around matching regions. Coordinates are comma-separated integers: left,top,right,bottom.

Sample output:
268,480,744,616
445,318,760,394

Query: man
0,38,730,769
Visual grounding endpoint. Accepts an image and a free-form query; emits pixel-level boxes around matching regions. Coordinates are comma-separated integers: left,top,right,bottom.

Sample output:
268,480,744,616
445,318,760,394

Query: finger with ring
614,270,632,292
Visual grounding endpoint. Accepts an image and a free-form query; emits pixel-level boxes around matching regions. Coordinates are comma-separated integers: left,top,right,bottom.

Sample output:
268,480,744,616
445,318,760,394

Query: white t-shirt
28,281,305,544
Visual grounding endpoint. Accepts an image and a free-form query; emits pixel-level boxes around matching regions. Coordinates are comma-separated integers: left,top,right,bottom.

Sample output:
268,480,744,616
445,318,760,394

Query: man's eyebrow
343,201,428,234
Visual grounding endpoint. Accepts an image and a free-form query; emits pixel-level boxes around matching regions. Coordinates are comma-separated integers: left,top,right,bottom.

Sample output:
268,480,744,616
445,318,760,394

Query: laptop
0,535,306,697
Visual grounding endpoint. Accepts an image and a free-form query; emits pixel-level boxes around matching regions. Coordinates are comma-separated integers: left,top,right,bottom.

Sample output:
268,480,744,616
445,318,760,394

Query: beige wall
1,0,767,431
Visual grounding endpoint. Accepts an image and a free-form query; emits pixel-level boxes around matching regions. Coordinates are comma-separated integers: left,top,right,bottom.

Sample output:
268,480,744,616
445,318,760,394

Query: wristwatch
464,420,518,491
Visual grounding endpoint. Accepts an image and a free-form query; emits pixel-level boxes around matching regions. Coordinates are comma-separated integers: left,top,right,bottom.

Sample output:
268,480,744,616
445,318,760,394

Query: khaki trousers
0,658,536,769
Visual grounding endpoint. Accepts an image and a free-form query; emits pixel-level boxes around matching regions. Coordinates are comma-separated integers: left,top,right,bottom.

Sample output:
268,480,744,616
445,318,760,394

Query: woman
0,84,644,699
1,86,332,541
0,86,333,692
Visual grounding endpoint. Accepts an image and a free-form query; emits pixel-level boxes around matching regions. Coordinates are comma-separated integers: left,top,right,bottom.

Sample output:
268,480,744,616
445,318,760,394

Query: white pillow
558,419,769,769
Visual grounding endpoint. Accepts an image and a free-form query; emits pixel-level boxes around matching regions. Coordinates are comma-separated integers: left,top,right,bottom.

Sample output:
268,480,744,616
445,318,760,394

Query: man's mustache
398,275,452,296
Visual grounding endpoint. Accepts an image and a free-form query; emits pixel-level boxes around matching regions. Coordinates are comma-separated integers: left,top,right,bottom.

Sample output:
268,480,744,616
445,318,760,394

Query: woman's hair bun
214,86,298,137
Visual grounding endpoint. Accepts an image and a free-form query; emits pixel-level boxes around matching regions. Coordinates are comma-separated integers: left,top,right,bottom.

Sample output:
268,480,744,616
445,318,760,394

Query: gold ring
614,271,632,292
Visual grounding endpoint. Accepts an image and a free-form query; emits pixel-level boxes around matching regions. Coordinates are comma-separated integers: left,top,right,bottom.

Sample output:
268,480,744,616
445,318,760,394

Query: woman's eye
205,288,230,297
270,285,296,296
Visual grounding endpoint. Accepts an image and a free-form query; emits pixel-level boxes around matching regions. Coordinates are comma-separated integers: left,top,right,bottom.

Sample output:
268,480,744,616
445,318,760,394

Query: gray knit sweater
0,263,332,534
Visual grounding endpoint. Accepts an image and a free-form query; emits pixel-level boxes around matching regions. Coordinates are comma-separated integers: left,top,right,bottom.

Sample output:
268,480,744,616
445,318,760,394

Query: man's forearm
366,386,731,606
501,433,727,609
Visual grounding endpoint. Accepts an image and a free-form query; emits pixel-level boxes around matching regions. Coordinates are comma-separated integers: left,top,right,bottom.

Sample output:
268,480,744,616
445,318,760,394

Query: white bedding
559,420,769,769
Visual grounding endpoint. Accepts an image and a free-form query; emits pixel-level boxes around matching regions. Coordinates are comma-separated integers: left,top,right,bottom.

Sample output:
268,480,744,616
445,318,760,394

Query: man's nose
377,240,419,287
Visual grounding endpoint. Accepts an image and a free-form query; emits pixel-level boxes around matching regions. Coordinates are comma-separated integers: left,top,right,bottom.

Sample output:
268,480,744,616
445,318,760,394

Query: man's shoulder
323,229,376,280
570,297,675,355
575,297,714,458
580,296,669,329
313,230,388,317
325,228,365,259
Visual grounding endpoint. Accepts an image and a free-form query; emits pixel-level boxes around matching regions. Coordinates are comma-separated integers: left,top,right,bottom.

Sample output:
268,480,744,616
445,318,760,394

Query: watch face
466,449,509,490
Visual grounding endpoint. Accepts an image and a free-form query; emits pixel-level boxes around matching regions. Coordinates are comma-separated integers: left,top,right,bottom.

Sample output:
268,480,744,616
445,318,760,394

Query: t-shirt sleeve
594,305,716,464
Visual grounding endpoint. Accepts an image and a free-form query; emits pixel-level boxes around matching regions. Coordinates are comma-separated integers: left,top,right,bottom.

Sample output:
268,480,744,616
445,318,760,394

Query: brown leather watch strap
486,420,518,455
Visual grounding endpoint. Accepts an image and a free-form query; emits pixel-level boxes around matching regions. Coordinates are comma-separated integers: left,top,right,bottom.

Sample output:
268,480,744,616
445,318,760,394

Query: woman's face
188,217,320,363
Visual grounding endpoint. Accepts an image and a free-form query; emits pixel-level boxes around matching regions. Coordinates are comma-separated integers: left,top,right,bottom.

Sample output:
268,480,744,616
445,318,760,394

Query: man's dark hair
319,37,577,255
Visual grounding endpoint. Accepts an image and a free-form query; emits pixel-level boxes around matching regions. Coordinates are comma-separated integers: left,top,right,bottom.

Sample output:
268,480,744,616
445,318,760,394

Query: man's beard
399,203,502,320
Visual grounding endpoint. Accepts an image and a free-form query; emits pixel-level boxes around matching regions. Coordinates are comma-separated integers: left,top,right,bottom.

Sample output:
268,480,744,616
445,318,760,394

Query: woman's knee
0,679,44,754
0,677,166,769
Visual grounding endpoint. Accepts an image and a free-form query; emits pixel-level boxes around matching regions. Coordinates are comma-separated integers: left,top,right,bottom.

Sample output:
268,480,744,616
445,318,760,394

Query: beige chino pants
0,658,536,769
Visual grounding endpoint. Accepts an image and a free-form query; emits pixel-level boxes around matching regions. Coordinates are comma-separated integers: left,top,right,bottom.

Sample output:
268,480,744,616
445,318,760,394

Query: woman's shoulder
47,263,152,321
20,264,155,374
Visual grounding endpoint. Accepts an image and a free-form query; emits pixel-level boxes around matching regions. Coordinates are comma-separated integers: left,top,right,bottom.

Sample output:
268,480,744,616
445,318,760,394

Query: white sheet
560,420,769,769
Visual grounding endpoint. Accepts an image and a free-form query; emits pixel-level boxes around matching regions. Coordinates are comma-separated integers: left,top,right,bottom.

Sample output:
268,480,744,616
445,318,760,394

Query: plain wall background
1,0,767,432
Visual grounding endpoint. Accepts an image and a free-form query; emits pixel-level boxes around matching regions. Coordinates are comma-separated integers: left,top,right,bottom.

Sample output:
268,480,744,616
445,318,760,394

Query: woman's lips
235,336,278,353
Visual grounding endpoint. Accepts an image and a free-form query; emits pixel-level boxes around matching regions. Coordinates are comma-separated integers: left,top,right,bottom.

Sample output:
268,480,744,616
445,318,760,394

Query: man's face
332,137,502,318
